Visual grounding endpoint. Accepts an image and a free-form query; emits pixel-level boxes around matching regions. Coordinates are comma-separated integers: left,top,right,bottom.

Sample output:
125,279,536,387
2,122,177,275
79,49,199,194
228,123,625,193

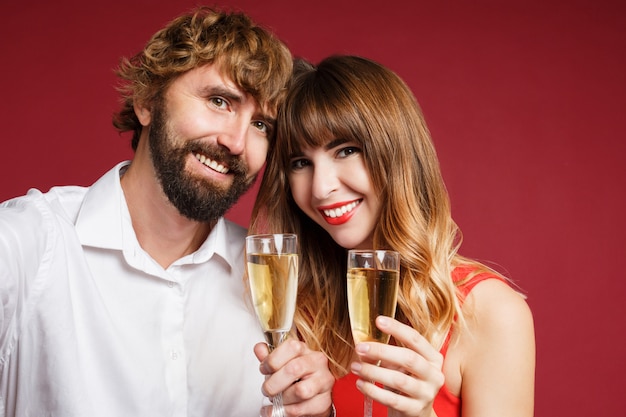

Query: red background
1,0,624,415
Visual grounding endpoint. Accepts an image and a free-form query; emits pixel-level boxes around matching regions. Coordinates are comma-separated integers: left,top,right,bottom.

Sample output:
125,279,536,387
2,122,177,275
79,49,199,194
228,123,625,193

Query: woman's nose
311,163,340,200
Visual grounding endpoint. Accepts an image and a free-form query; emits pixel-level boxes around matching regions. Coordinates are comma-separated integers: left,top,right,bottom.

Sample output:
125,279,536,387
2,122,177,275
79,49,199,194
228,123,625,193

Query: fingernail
351,361,362,374
377,316,390,327
259,362,270,375
355,343,370,354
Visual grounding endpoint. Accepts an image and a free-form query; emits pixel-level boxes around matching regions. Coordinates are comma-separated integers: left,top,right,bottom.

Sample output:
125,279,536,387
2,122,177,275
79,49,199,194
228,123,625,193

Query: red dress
332,266,503,416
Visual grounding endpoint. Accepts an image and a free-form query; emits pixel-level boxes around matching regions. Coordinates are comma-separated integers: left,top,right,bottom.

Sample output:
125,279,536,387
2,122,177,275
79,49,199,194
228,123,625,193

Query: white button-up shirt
0,162,266,416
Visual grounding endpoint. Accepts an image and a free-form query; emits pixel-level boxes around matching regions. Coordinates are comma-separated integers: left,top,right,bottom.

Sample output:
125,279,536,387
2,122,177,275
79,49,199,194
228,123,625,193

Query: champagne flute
347,249,400,417
246,234,298,417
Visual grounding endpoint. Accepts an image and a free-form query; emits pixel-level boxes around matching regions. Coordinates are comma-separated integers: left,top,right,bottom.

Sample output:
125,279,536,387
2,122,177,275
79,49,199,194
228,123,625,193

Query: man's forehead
195,63,243,96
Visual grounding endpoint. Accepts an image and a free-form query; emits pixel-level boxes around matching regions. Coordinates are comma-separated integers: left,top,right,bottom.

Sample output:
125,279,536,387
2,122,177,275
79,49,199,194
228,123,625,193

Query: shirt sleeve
0,193,55,361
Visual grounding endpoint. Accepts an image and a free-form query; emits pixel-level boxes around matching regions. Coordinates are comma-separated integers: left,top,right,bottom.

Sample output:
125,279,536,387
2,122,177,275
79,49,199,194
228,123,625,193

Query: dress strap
440,266,505,355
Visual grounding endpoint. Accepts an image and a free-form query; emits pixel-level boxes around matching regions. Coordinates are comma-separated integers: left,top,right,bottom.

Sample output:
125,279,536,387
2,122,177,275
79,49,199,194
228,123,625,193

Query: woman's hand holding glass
350,317,445,417
347,249,444,417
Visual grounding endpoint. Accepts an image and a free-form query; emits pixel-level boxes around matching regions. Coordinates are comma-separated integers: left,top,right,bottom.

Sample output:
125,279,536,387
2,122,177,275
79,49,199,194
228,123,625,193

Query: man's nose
217,119,247,155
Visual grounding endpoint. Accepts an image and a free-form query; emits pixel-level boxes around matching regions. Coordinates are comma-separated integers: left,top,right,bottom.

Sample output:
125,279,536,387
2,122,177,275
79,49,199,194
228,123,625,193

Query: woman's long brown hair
249,55,495,376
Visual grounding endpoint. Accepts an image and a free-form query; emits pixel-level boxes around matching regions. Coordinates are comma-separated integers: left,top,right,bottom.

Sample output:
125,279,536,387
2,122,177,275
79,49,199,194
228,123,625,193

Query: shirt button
167,281,175,288
171,351,179,360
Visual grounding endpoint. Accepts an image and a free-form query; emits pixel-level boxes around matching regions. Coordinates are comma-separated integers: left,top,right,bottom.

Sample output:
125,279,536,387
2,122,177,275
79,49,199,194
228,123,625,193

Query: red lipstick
317,200,361,226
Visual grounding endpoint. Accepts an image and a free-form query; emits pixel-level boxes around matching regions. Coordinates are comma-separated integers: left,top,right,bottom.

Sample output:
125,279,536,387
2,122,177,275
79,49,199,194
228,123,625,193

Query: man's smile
194,152,230,174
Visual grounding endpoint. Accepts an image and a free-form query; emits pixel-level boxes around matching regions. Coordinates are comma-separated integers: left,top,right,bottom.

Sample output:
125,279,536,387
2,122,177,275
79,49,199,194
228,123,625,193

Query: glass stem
364,395,373,417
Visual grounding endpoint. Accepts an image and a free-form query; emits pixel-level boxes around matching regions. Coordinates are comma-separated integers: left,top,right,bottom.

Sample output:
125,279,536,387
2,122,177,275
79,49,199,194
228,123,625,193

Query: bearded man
0,7,335,417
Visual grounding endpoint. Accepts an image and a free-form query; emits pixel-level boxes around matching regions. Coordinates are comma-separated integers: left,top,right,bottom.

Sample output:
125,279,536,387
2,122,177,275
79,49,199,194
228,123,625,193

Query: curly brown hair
112,6,292,150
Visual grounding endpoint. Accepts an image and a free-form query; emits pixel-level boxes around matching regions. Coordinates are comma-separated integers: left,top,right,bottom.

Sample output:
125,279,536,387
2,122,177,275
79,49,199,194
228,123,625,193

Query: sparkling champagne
247,253,298,345
347,267,399,344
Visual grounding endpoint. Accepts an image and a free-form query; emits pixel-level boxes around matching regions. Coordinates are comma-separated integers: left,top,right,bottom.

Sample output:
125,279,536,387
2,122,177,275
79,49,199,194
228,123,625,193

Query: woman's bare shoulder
455,278,536,416
465,278,533,323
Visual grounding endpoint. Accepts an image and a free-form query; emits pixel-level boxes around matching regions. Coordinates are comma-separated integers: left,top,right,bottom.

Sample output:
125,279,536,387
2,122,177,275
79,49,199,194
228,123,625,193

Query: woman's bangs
285,91,360,156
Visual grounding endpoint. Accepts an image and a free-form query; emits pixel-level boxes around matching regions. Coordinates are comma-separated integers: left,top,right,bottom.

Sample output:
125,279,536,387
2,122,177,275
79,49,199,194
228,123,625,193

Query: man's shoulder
1,163,127,224
1,185,88,223
0,187,87,248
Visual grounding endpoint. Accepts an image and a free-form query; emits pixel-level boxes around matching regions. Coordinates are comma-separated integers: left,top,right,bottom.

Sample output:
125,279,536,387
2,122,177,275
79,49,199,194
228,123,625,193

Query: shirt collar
75,161,129,250
182,217,237,268
75,161,240,271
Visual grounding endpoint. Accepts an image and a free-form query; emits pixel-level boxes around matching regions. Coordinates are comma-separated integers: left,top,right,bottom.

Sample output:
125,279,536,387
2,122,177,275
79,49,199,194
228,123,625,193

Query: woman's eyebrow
324,137,348,150
288,137,349,159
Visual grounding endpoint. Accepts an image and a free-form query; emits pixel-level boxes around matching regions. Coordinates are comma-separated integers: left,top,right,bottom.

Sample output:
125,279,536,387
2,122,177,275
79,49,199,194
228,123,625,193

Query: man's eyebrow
200,85,244,103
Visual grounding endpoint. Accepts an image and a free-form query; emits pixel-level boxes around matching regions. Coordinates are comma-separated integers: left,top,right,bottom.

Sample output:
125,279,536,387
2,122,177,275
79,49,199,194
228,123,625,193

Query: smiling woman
249,55,535,417
288,137,376,247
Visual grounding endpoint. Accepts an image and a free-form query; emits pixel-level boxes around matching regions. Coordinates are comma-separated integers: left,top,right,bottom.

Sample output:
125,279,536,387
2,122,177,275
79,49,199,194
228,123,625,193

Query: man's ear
134,102,151,126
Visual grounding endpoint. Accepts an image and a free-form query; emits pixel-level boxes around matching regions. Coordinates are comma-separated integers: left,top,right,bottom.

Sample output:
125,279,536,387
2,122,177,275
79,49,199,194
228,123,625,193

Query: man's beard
148,104,256,223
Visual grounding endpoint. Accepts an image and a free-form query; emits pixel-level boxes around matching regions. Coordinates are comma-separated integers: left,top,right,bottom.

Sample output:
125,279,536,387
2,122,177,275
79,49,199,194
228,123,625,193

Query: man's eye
209,97,228,109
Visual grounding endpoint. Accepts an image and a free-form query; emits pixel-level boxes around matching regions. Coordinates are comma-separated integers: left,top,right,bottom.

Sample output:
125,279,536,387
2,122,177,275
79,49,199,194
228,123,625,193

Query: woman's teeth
195,153,229,174
323,201,359,218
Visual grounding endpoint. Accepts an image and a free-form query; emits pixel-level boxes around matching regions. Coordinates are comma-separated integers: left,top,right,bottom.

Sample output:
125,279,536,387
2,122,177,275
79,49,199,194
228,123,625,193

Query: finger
282,394,334,417
352,362,442,414
375,316,443,365
355,340,443,387
261,339,317,397
355,377,427,415
258,343,335,417
254,342,270,368
281,372,334,416
281,351,334,402
260,338,306,375
353,359,438,396
259,405,271,417
350,359,408,392
266,348,334,408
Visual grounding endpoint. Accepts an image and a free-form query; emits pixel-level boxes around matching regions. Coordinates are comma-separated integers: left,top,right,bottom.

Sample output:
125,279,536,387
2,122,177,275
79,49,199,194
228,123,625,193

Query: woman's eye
337,146,361,158
290,158,310,170
252,121,268,134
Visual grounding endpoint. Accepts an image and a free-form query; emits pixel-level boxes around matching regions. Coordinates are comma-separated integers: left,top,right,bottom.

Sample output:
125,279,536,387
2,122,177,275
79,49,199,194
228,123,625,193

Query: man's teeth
323,201,359,218
195,153,229,174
